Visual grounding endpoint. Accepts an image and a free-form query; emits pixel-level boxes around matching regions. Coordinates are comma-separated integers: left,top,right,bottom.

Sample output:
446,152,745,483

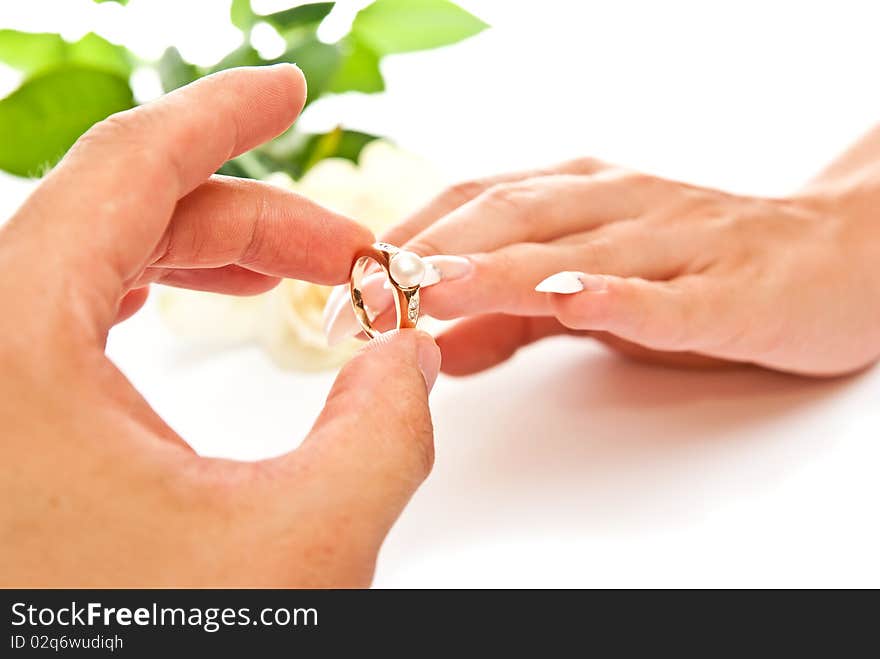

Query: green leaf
220,149,278,179
302,126,378,171
334,129,380,161
0,30,132,78
227,128,378,180
94,0,129,5
158,47,199,92
257,127,378,178
209,43,263,73
0,66,134,177
328,36,384,94
262,2,334,33
0,30,66,75
275,38,340,104
351,0,488,54
67,33,133,78
230,0,255,32
217,159,250,178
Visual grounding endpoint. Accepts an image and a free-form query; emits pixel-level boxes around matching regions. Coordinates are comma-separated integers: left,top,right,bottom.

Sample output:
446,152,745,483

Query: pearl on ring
388,250,426,289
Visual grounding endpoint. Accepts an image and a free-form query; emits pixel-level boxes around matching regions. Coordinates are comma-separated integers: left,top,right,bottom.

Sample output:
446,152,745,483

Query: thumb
283,329,440,544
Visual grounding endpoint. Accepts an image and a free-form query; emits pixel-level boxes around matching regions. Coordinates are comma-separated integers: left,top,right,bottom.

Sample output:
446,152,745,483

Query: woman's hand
0,65,440,587
325,144,880,377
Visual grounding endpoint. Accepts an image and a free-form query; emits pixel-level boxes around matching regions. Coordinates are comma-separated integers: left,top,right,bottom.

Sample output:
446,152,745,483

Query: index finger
149,175,373,285
12,65,306,306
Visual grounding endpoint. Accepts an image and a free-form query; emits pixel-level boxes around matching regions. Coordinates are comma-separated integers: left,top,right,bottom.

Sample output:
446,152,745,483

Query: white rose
157,140,445,370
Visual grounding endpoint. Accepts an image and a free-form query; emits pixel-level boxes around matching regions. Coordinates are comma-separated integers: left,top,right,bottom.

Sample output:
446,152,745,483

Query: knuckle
482,181,532,208
239,184,272,265
81,106,153,149
669,281,721,350
75,105,184,185
576,236,616,271
610,169,679,205
445,179,489,206
561,156,605,174
76,106,177,185
639,281,692,350
615,169,656,188
479,182,540,226
78,109,131,145
677,186,723,215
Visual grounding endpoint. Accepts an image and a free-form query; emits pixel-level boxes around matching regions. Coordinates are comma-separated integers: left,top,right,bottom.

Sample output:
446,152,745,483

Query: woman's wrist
797,122,880,223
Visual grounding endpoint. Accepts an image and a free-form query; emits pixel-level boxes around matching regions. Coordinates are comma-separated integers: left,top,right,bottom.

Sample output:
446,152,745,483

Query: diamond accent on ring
408,291,419,322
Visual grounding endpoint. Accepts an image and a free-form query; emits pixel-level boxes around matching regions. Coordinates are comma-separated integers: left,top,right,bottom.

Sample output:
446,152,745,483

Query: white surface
106,307,880,588
2,0,880,587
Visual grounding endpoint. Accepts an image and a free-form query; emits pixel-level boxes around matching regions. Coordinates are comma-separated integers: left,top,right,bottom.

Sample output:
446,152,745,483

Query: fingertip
269,61,305,83
208,63,309,148
327,329,438,473
306,212,374,286
414,330,441,392
282,62,308,113
362,327,434,357
115,286,150,324
360,329,439,390
257,62,308,131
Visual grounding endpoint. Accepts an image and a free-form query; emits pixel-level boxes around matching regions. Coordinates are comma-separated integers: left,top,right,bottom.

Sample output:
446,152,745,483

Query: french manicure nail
325,301,363,347
535,271,607,294
421,255,474,288
324,274,395,346
322,285,348,331
360,272,393,311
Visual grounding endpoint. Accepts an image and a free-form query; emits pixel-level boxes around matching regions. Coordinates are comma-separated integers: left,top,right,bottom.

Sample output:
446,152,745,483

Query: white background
2,0,879,587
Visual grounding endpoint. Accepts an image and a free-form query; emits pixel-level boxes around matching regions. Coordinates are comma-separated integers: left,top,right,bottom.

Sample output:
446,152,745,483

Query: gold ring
350,242,425,339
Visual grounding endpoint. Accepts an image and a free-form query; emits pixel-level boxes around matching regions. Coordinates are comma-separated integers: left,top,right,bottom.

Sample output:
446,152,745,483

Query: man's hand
0,65,440,587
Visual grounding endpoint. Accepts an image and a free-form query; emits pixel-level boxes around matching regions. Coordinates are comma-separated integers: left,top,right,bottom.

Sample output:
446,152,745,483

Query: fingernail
324,274,395,346
322,285,348,331
324,298,362,347
360,272,393,312
535,271,606,294
421,255,473,288
416,334,442,393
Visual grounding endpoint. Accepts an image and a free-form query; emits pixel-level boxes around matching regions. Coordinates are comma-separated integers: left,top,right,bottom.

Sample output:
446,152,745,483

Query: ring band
349,242,425,339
